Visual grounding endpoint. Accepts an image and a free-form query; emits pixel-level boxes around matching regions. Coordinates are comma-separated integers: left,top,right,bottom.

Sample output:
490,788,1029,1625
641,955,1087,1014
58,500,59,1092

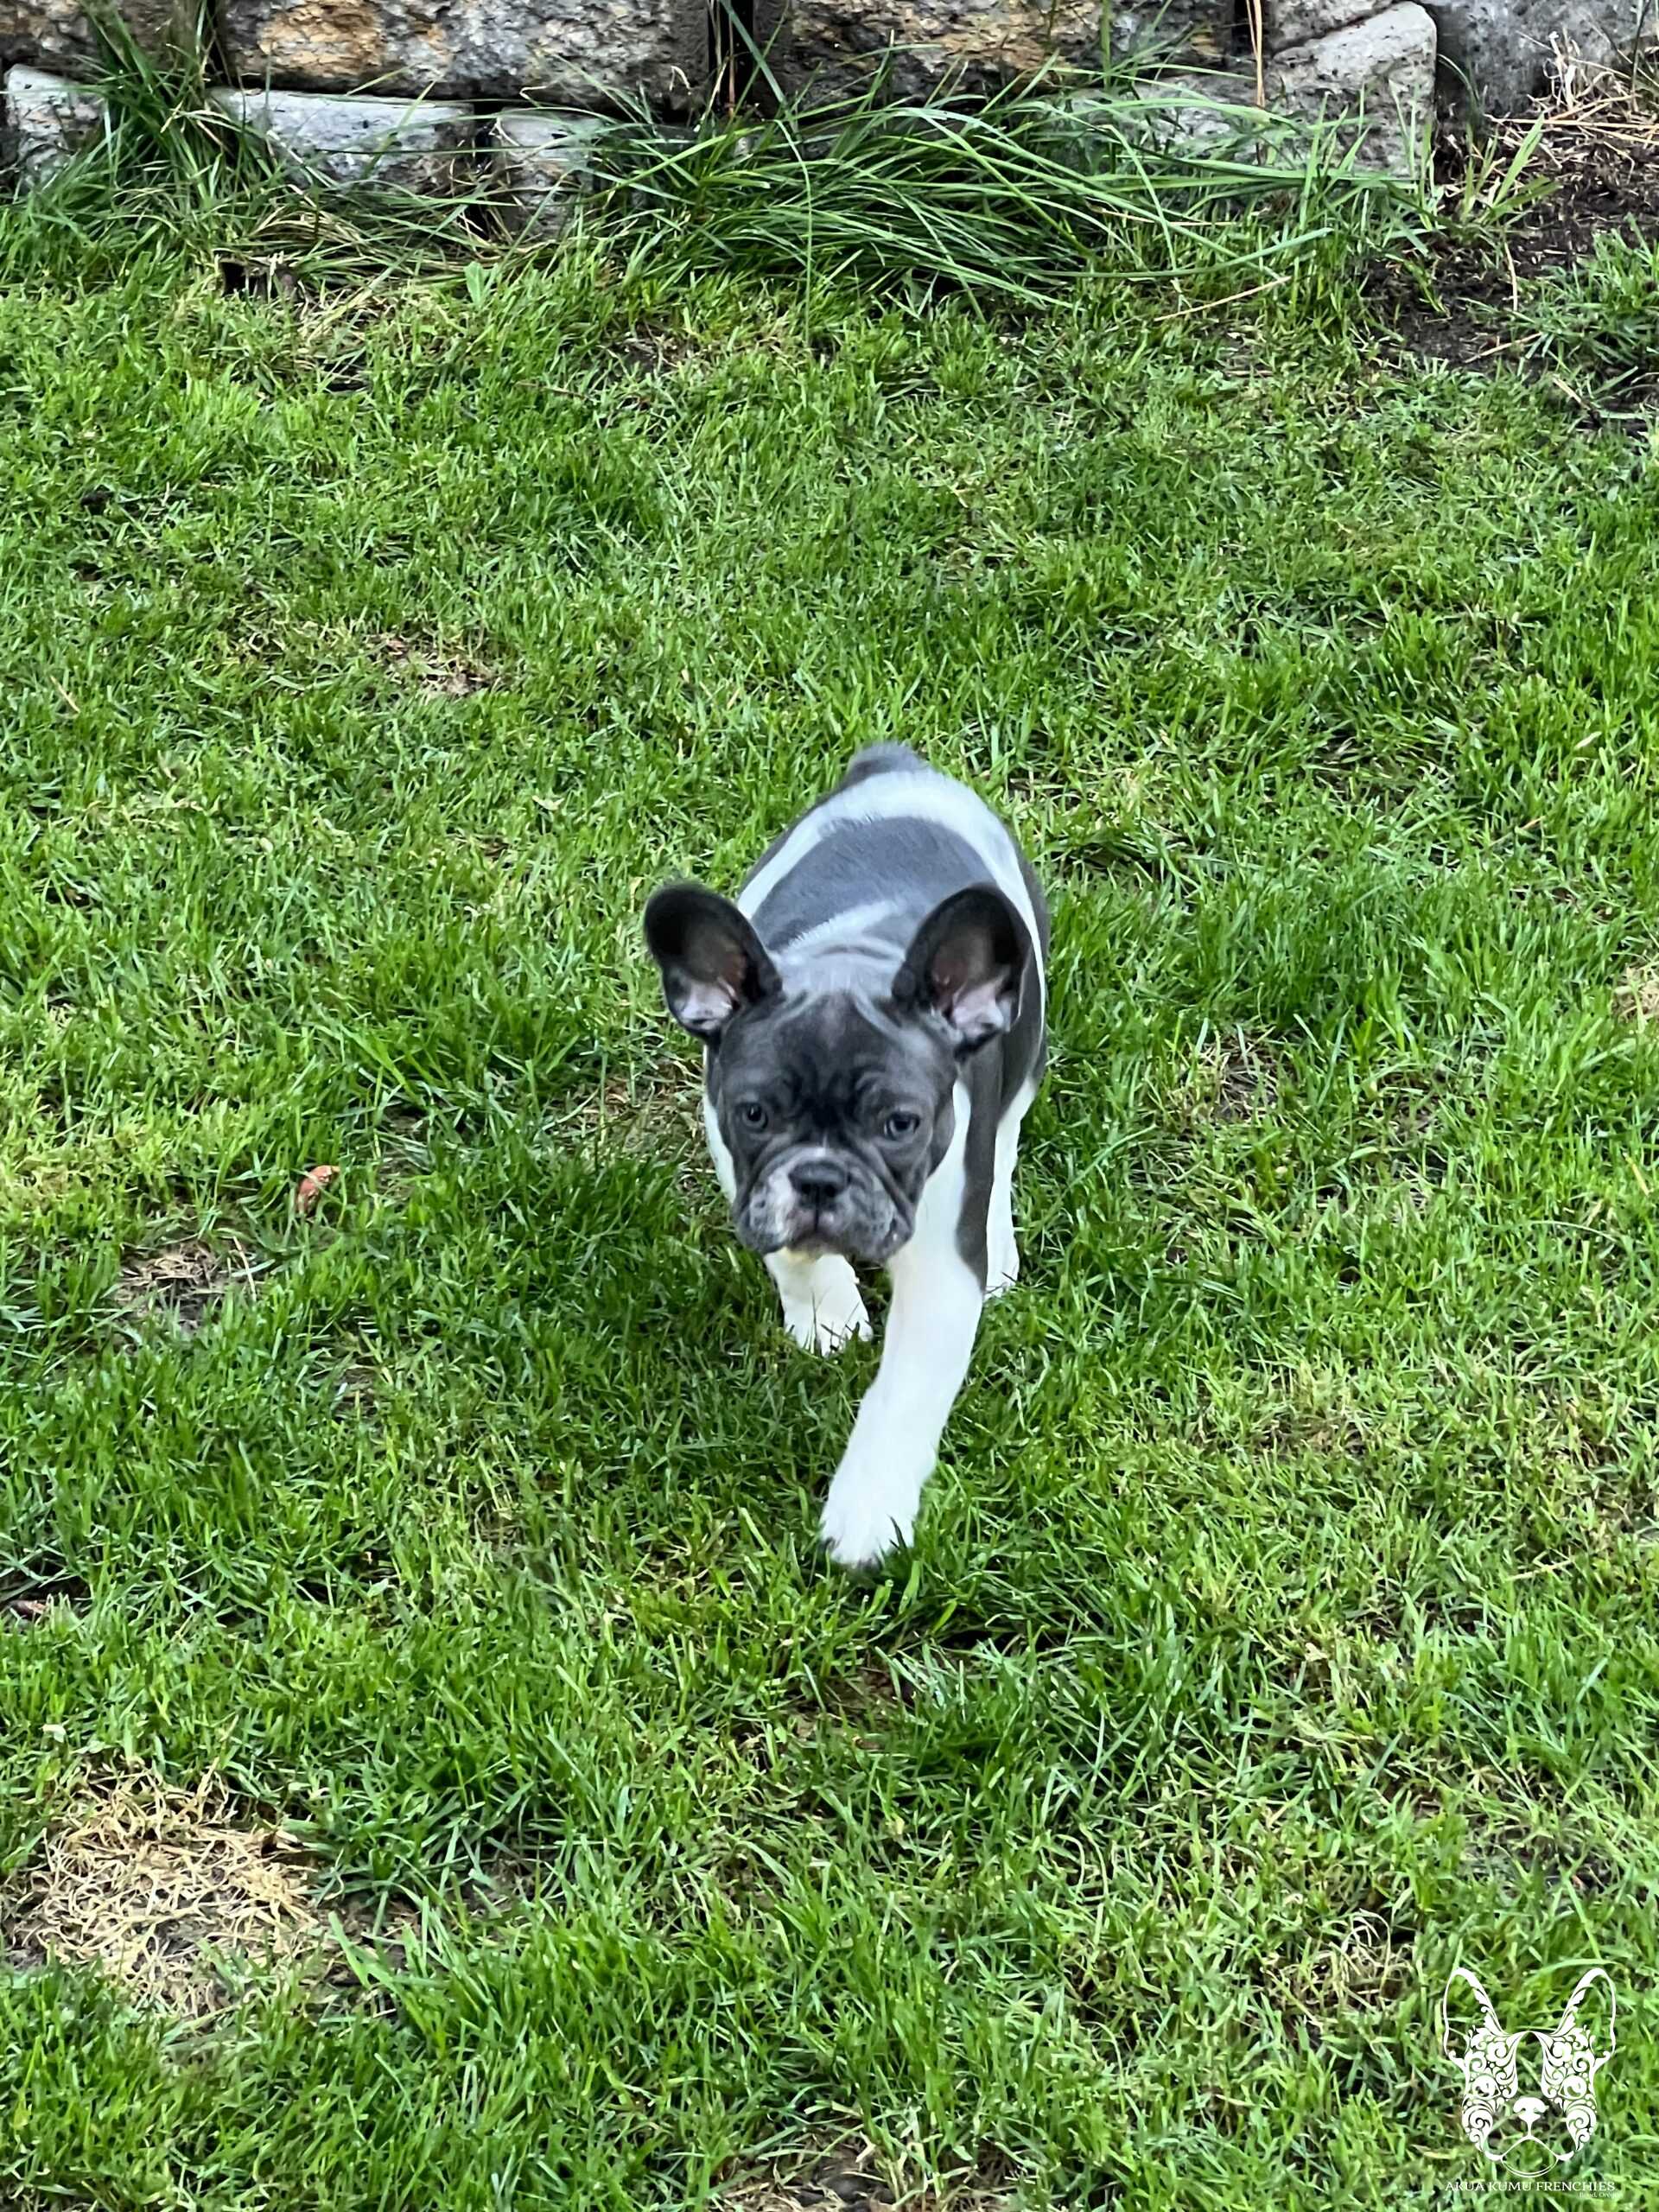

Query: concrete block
3,62,105,183
209,83,476,190
491,105,611,230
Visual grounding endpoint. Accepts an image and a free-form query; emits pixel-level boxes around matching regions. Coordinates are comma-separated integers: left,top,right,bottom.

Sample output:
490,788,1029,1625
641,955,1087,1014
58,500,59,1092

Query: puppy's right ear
644,884,780,1042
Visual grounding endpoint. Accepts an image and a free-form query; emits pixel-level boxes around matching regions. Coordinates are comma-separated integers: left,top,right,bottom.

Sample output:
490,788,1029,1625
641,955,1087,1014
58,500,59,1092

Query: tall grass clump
586,61,1420,310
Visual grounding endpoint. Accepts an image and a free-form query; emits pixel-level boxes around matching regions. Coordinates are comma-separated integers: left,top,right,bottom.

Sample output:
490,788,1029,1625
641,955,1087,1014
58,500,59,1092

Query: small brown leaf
295,1165,340,1216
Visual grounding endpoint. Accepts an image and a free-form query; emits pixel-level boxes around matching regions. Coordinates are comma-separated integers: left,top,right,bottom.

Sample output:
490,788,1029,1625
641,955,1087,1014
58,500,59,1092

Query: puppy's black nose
791,1160,849,1206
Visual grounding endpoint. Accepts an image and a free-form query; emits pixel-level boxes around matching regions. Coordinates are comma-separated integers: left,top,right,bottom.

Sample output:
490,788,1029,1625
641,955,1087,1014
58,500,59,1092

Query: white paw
818,1451,927,1568
779,1267,872,1355
819,1485,913,1568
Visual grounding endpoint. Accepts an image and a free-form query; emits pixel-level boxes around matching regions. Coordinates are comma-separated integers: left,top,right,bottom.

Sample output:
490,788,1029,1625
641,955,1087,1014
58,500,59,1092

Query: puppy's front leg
819,1216,983,1570
766,1248,872,1355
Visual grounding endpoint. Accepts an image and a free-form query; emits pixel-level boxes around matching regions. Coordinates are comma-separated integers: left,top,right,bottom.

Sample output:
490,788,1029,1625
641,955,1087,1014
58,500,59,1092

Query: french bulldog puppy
645,744,1048,1566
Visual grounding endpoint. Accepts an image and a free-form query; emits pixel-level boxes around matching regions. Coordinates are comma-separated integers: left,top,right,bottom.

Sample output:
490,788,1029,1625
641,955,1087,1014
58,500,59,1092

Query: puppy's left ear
644,882,780,1042
893,884,1031,1052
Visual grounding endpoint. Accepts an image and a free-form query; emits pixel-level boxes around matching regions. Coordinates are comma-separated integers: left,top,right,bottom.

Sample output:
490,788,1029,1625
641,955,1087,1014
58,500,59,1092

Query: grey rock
491,105,612,231
219,0,709,111
1266,2,1435,168
1110,0,1232,67
771,1,1104,102
1263,0,1378,54
1058,70,1266,155
1129,67,1268,151
209,84,476,190
3,63,105,181
1427,0,1654,112
0,0,192,78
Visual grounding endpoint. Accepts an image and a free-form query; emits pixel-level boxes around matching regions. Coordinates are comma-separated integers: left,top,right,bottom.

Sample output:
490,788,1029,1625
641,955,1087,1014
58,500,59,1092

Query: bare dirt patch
243,620,503,696
113,1238,255,1334
366,631,499,699
1373,74,1659,406
1266,1908,1415,2036
563,1051,701,1160
719,2141,1009,2212
331,1361,380,1418
1192,1033,1281,1125
3,1774,324,2015
0,1567,90,1626
319,1857,534,2020
618,321,708,375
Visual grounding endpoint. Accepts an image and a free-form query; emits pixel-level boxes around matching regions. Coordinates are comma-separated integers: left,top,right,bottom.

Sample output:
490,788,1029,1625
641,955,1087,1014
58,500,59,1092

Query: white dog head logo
1441,1966,1616,2166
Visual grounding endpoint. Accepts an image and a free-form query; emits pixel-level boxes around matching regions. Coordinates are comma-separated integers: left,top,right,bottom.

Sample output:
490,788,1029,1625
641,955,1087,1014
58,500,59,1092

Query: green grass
1,212,1658,2211
582,73,1412,308
1515,228,1659,399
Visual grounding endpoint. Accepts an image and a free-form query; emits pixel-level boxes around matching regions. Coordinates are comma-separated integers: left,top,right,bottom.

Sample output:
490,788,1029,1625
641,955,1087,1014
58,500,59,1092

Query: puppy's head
645,880,1030,1263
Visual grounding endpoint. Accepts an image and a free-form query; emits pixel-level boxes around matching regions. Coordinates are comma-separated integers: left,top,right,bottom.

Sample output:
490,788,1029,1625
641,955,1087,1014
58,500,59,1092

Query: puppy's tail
839,742,925,789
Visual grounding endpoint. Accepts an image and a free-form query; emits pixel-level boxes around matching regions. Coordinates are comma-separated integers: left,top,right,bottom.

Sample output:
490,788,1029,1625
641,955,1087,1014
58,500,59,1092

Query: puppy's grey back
741,746,1048,983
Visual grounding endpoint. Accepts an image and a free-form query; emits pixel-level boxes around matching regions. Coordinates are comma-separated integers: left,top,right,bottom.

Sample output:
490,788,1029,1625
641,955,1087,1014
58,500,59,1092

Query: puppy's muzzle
789,1156,849,1209
736,1148,906,1262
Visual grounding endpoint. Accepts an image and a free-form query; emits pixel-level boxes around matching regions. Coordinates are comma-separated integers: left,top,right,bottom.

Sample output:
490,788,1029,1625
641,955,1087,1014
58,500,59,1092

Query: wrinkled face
711,991,957,1262
645,874,1029,1261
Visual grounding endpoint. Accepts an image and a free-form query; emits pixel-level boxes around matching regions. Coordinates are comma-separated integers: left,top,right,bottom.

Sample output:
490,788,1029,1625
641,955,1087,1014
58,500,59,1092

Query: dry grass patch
718,2139,1010,2212
113,1237,254,1333
1530,41,1659,160
3,1772,323,2015
1616,963,1659,1026
1190,1032,1281,1124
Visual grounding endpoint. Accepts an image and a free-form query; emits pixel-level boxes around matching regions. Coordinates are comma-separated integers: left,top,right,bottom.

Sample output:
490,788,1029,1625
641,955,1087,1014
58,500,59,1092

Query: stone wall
221,0,709,106
1,0,1653,206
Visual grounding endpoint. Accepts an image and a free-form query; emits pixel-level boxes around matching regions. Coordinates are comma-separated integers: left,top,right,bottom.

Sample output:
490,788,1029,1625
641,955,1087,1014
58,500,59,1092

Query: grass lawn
1,215,1657,2209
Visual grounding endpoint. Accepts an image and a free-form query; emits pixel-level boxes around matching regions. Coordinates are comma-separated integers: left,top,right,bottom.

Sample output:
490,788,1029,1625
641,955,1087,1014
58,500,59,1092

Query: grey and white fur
644,745,1049,1567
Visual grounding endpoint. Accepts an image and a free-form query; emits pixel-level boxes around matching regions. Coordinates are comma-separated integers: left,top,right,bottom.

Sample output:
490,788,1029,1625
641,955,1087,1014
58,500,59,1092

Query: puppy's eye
739,1101,768,1131
884,1110,920,1140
